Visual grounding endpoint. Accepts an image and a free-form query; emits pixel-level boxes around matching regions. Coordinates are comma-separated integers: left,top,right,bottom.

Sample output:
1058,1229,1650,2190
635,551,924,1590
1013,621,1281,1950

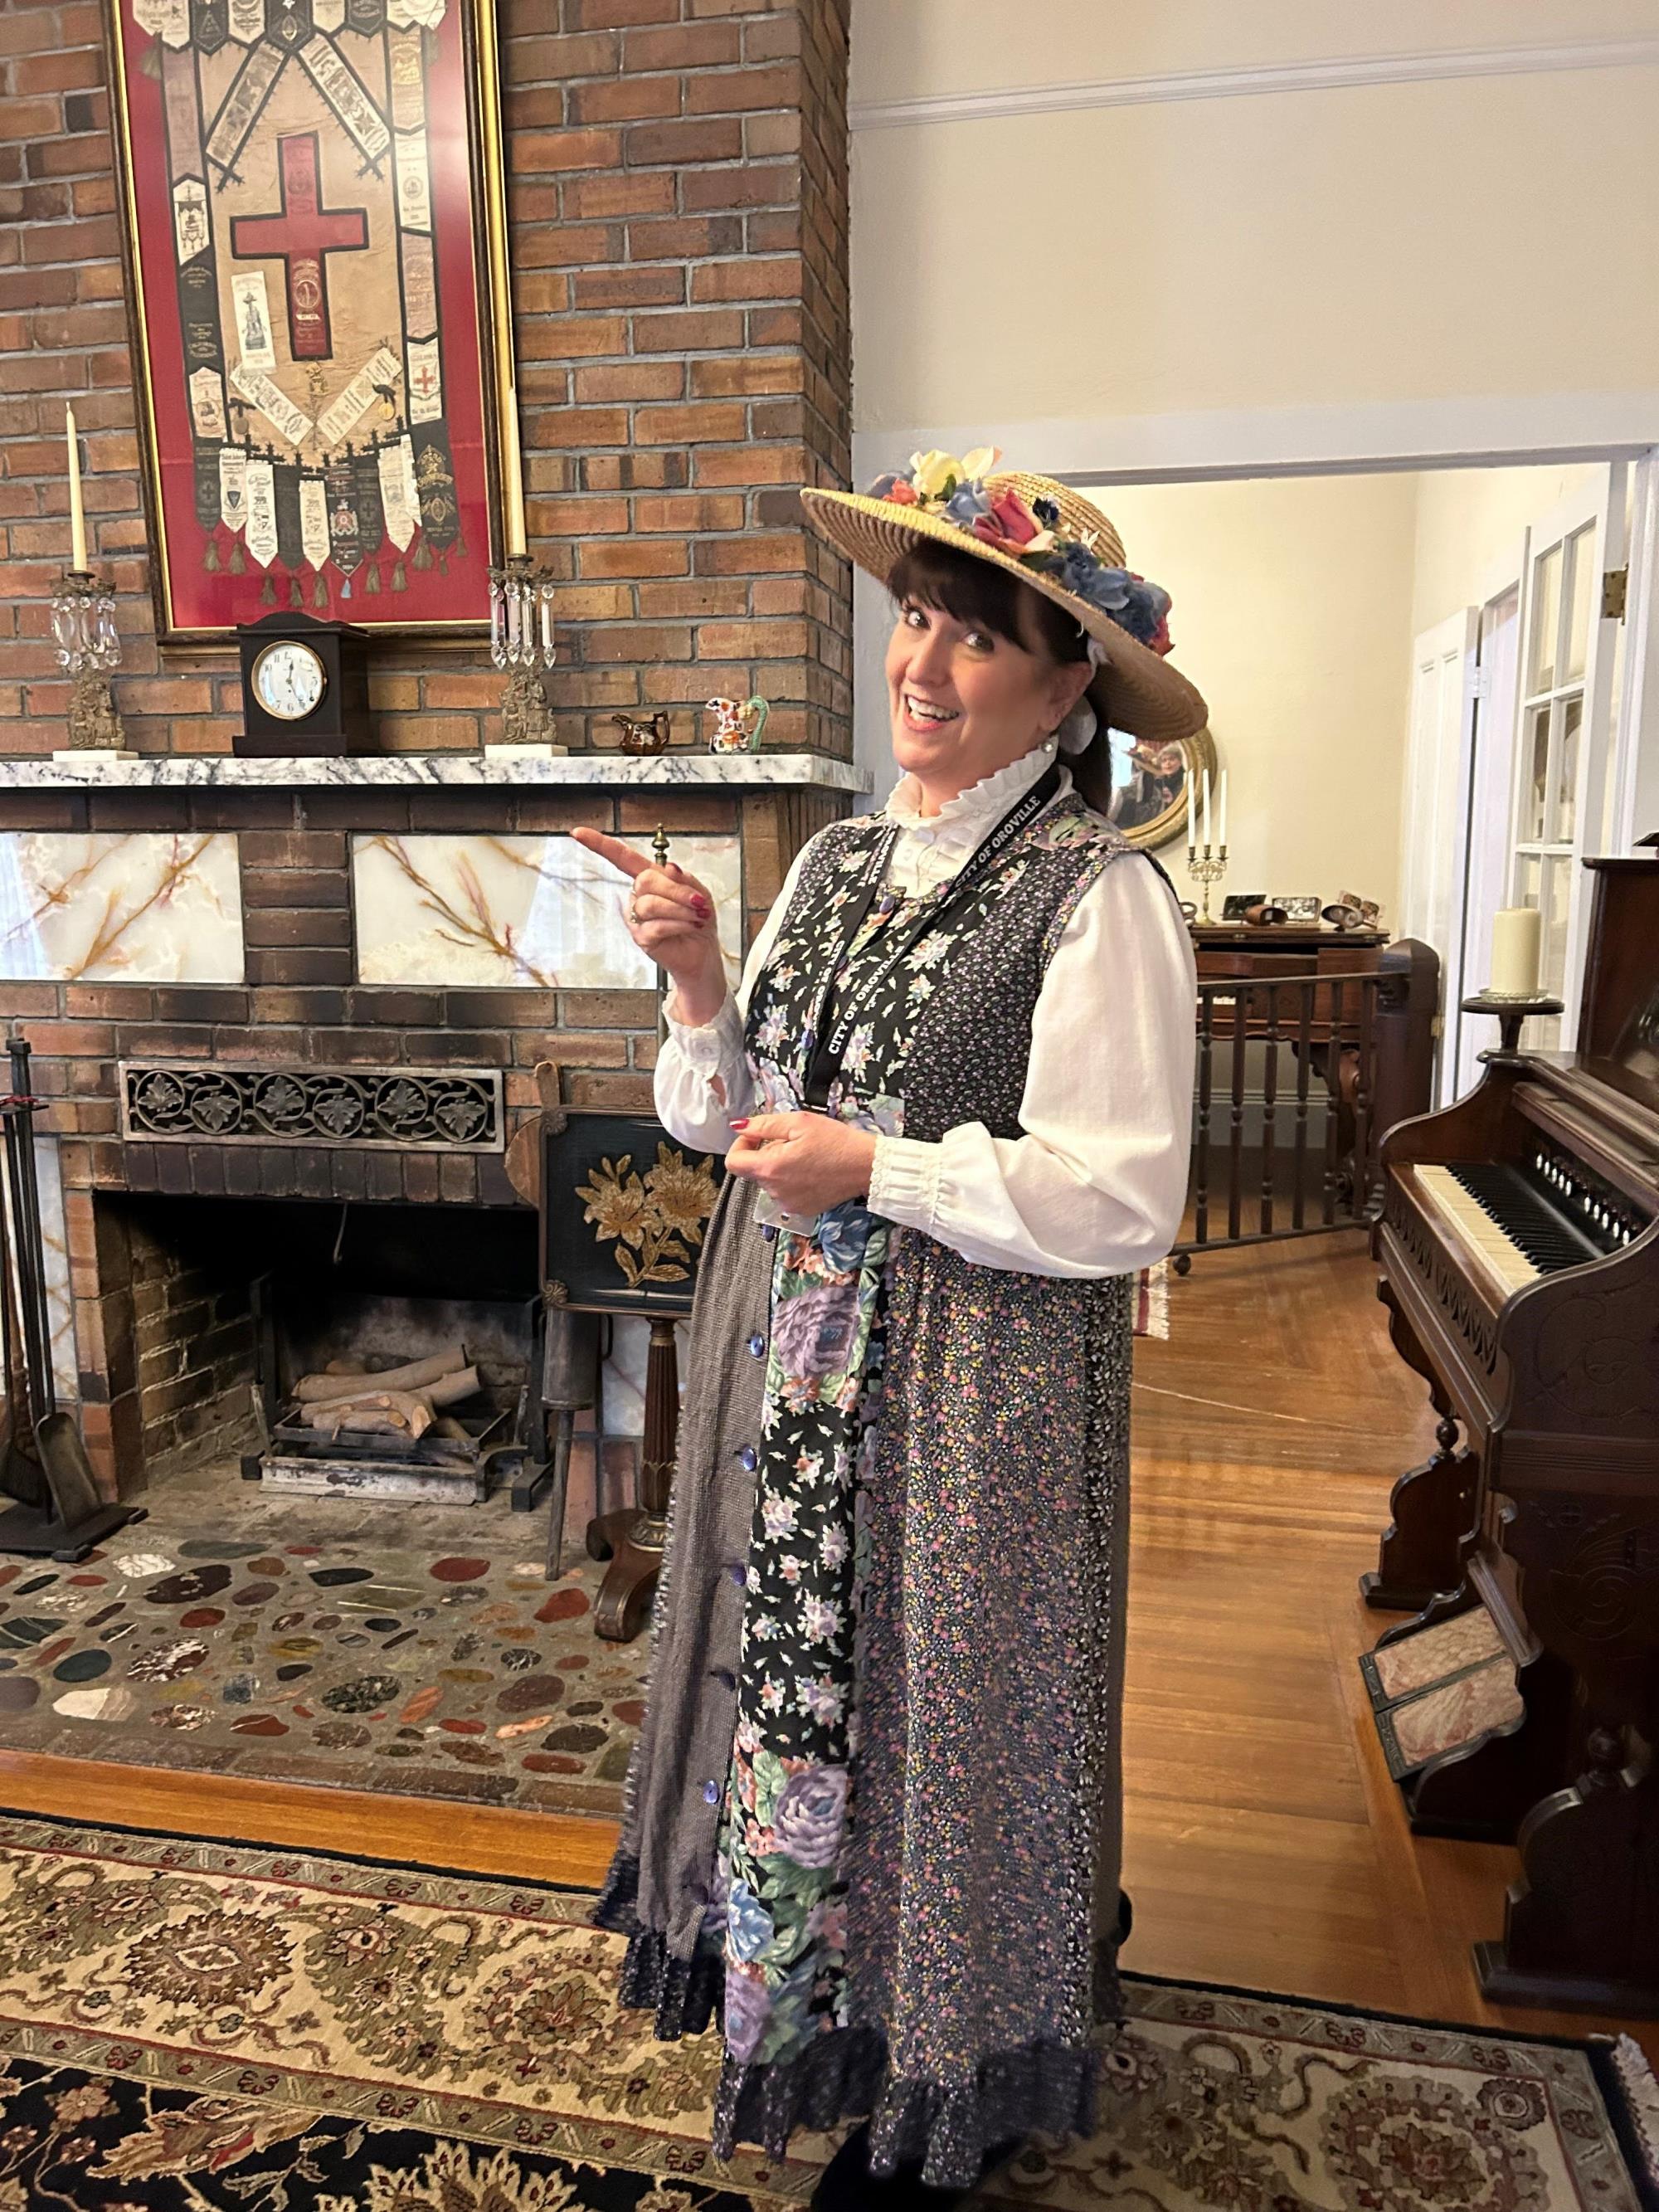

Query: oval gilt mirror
1099,724,1219,853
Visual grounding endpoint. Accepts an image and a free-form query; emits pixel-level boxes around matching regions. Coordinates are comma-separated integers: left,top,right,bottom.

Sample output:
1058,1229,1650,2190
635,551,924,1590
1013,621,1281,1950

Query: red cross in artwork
231,133,367,362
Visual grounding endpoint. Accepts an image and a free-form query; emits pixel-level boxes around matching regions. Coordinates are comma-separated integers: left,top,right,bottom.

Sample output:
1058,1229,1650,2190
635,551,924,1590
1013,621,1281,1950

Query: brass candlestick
488,553,564,754
51,568,132,756
1188,840,1228,923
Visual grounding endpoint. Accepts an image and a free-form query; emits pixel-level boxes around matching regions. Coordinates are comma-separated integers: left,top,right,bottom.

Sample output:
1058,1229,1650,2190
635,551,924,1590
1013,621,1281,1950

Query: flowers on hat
868,448,1175,657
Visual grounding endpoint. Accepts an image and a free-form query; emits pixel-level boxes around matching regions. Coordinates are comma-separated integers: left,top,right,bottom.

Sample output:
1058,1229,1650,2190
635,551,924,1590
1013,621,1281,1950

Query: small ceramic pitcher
705,694,769,753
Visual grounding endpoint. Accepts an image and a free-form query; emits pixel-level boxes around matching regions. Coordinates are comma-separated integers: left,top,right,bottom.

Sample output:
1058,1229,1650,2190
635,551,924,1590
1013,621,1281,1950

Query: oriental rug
0,1460,649,1819
0,1811,1652,2211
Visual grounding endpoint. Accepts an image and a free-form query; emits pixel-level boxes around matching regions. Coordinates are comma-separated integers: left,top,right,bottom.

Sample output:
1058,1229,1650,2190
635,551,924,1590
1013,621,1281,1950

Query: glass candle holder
51,568,127,752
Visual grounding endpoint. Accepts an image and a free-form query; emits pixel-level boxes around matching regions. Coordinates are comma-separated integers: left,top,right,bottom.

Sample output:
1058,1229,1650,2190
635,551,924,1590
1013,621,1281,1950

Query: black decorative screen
540,1108,724,1315
119,1062,504,1151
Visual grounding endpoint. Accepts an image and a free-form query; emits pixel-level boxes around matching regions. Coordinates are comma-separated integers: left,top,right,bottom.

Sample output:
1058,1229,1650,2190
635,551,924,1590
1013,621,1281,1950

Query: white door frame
1454,577,1523,1097
1400,609,1480,1105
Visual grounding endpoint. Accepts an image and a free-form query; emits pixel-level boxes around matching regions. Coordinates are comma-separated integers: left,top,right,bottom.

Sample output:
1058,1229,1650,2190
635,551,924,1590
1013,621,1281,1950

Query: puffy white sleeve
867,853,1196,1275
651,838,815,1154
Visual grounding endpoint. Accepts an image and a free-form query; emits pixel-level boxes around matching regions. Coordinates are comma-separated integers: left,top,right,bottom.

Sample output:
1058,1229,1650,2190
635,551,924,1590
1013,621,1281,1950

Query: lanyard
801,761,1063,1108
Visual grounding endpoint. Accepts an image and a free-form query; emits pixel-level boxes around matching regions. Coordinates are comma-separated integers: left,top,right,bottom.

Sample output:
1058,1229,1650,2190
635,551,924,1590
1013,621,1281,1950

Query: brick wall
0,0,853,758
0,0,853,1498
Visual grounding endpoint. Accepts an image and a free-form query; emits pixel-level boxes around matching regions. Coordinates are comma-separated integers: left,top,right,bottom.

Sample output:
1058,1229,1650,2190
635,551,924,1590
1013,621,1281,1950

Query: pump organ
1368,855,1659,2015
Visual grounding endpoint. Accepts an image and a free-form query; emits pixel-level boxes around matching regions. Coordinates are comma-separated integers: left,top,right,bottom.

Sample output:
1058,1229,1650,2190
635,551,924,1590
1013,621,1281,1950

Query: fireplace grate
119,1062,504,1151
246,1400,526,1505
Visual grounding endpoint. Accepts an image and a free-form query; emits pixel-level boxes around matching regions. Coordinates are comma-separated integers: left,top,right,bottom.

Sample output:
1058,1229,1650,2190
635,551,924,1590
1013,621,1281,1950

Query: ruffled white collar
883,737,1068,845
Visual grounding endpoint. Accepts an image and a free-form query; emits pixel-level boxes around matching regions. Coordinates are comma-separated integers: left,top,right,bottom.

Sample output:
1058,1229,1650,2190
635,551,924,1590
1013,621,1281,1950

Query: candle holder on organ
1460,989,1564,1063
487,554,564,755
51,568,132,758
1187,840,1228,923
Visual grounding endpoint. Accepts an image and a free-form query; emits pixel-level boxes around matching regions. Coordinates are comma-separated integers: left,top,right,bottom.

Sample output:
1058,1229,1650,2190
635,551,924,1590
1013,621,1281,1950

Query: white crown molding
849,37,1659,133
853,395,1659,487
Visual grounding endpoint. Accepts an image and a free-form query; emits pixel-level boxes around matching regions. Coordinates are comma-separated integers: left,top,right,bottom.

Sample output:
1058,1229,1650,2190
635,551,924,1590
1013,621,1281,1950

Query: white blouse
652,738,1198,1277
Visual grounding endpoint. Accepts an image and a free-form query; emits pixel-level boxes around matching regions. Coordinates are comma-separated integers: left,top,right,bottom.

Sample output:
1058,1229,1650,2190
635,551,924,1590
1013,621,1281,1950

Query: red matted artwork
108,0,512,638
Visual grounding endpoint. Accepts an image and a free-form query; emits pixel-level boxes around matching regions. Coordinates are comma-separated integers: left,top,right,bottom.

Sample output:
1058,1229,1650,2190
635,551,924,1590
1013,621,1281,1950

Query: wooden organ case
1367,855,1659,2015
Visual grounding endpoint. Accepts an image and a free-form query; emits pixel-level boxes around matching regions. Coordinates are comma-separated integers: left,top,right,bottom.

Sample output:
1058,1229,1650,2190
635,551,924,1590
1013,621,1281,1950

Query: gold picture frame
104,0,518,646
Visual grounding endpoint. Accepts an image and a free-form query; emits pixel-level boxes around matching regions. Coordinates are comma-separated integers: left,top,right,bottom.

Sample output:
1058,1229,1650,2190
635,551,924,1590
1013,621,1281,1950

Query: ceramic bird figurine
612,711,673,754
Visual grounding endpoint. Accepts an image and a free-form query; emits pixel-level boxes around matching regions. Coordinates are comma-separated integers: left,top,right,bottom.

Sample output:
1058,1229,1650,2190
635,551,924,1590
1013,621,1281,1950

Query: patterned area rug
0,1811,1652,2210
1360,1604,1525,1781
0,1461,649,1816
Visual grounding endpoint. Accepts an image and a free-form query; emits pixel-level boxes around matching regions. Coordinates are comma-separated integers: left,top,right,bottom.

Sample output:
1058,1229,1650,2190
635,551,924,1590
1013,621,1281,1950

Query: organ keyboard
1408,1149,1641,1303
1367,854,1659,2017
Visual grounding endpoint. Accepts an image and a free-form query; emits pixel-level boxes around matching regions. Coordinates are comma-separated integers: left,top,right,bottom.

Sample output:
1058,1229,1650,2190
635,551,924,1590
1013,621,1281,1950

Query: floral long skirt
698,1196,892,2076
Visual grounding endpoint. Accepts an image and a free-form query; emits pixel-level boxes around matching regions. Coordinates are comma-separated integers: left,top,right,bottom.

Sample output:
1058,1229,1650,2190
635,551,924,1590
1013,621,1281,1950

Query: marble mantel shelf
0,750,871,794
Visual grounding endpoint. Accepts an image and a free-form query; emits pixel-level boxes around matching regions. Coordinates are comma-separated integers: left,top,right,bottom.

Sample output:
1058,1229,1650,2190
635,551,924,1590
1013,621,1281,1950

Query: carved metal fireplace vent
118,1062,504,1152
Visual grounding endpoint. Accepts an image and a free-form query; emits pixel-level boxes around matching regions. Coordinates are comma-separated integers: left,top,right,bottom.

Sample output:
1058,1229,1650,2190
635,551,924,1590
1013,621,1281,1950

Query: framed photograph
1099,724,1218,855
1274,894,1323,922
1221,892,1267,921
106,0,516,641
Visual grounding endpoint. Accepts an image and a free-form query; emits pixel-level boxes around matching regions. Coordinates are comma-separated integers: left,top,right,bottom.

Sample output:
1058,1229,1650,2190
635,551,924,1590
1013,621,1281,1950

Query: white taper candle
66,402,87,572
500,386,527,558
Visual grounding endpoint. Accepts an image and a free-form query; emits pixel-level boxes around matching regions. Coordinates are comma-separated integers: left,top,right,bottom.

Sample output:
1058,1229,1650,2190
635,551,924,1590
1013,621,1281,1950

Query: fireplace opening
94,1192,540,1502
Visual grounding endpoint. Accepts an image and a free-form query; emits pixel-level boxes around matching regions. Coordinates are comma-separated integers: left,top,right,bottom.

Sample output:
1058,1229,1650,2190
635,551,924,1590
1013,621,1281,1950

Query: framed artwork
105,0,515,641
1221,892,1267,921
1274,895,1323,921
1100,725,1219,854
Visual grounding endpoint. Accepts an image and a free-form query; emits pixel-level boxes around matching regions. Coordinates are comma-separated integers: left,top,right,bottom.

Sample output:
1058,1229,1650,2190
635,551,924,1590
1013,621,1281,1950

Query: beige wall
850,2,1659,439
1408,463,1603,637
1093,476,1419,914
854,0,1659,99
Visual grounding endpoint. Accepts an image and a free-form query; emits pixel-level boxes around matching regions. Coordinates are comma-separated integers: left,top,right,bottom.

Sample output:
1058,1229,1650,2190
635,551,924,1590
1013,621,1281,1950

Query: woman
581,456,1204,2209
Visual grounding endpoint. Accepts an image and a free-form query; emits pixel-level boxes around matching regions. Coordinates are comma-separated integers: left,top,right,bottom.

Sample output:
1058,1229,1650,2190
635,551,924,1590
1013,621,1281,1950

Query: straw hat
800,453,1208,776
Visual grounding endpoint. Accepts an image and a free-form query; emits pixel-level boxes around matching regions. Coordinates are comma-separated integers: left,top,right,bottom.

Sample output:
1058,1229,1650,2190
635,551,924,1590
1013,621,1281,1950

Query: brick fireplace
0,0,859,1508
0,759,863,1499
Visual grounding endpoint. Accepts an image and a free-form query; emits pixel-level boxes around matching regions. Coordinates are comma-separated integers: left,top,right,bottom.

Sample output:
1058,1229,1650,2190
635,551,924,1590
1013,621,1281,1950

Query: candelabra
51,568,133,759
487,553,565,756
1187,840,1228,923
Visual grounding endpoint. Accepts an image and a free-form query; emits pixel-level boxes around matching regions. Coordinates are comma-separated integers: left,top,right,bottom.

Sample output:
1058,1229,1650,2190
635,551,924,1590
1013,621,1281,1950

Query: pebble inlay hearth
0,1463,648,1815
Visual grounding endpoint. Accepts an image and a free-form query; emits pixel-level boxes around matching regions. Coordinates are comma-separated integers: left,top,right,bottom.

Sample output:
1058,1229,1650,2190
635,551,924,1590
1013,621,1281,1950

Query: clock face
251,639,328,722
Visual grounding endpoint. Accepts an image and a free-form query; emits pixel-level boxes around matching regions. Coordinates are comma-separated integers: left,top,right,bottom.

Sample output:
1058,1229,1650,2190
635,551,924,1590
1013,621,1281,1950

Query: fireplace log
302,1389,435,1438
291,1344,468,1402
299,1365,479,1421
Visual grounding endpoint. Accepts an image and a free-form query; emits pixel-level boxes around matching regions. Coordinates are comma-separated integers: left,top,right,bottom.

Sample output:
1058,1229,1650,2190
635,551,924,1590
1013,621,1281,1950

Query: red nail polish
729,1117,749,1129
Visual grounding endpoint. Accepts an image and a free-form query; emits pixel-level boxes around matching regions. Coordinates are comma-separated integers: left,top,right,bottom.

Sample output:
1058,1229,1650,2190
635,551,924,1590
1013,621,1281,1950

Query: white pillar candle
1490,906,1542,996
1186,763,1196,848
500,386,527,558
1201,767,1211,850
66,402,88,572
1218,767,1228,850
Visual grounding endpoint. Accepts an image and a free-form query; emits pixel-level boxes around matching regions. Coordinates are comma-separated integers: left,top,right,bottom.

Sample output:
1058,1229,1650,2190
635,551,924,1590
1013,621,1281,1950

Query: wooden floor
3,1228,1653,2066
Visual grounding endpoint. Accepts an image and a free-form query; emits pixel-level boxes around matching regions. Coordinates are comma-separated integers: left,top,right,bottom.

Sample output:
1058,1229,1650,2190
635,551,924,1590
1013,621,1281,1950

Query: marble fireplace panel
352,831,742,990
0,832,243,984
0,1137,78,1404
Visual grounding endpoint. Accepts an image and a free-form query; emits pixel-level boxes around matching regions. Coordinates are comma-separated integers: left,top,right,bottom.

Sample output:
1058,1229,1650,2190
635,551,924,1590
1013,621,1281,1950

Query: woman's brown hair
888,538,1089,667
